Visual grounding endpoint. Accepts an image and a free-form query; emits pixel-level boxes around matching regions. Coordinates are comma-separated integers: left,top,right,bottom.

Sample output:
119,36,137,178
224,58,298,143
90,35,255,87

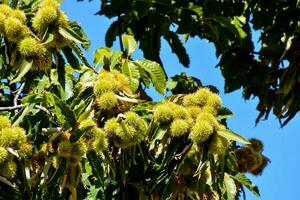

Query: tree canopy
92,0,300,126
0,0,269,199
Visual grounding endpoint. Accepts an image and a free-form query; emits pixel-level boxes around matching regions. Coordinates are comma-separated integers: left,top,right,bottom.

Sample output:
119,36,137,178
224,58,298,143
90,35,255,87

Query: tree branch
0,104,54,116
13,82,25,113
0,105,24,111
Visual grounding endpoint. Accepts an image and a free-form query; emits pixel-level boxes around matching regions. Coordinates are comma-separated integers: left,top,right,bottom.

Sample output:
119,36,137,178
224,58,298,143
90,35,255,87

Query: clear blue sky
62,1,300,199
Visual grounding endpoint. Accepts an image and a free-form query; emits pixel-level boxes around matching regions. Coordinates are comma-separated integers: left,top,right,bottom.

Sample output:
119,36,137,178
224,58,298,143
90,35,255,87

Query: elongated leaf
122,35,137,56
231,173,260,197
12,103,33,126
134,60,166,94
86,150,104,184
47,93,77,128
209,16,243,42
164,31,190,67
45,158,67,187
122,60,140,92
217,106,234,120
224,173,237,200
70,125,94,143
56,52,66,91
105,20,119,47
139,67,151,88
62,46,80,69
218,129,250,144
11,59,33,84
58,26,88,44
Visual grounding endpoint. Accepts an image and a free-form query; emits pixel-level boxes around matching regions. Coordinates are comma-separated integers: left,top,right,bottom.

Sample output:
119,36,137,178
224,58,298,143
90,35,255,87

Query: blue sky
61,1,300,199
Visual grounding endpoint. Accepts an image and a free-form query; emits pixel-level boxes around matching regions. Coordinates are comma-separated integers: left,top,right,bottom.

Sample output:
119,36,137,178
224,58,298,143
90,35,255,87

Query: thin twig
0,105,24,111
13,83,25,113
35,105,54,116
0,104,53,116
42,127,63,135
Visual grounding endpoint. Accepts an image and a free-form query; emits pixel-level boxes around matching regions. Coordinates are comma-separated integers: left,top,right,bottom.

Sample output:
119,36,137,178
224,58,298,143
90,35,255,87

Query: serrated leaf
139,67,151,88
45,158,67,187
218,129,250,144
209,16,243,42
231,173,260,197
122,60,140,92
164,31,190,67
47,93,77,128
62,46,80,69
58,26,89,44
134,60,166,94
122,35,137,56
105,20,119,47
11,59,33,84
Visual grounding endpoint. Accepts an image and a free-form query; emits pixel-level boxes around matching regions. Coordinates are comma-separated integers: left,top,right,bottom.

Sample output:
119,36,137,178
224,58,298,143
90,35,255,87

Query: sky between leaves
61,1,300,199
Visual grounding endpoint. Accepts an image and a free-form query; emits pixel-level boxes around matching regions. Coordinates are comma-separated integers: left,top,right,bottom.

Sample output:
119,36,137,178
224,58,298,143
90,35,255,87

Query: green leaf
77,107,94,123
87,186,100,200
105,20,119,47
187,4,203,18
93,47,113,66
224,173,237,200
41,31,55,45
134,60,166,94
45,158,67,187
217,106,234,120
70,124,94,143
231,173,260,197
231,16,247,39
109,50,123,69
166,78,178,90
11,59,33,84
47,93,77,128
139,67,151,88
122,34,137,56
122,60,141,92
12,104,33,126
58,26,89,44
209,16,244,42
163,31,189,67
217,129,250,144
86,150,104,184
62,46,80,69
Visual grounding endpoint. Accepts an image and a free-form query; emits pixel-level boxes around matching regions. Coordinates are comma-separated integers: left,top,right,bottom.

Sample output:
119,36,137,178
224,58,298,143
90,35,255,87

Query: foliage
0,0,268,199
92,0,300,126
